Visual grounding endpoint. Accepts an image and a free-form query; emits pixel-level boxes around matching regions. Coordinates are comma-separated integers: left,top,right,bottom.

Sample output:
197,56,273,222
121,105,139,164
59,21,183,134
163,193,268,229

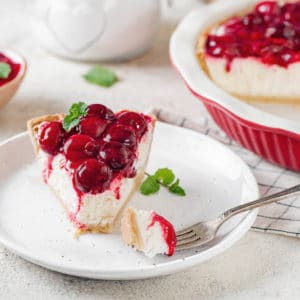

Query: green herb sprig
63,102,88,132
140,168,186,197
83,66,118,87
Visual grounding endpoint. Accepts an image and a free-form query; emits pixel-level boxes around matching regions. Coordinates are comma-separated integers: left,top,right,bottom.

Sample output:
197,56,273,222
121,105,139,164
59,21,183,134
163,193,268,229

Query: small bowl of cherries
0,49,26,109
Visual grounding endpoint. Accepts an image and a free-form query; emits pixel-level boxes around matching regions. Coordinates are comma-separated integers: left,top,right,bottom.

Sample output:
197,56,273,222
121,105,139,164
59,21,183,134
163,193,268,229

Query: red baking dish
170,0,300,171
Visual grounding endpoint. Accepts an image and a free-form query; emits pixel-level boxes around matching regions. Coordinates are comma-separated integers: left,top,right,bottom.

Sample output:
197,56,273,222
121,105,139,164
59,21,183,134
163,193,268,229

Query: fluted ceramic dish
170,0,300,171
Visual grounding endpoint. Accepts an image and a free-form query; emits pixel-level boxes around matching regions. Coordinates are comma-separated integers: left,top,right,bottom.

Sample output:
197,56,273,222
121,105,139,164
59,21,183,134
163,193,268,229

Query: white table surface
1,1,300,299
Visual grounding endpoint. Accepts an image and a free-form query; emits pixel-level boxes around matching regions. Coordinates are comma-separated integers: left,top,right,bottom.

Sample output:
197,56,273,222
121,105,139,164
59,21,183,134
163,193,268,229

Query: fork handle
221,184,300,222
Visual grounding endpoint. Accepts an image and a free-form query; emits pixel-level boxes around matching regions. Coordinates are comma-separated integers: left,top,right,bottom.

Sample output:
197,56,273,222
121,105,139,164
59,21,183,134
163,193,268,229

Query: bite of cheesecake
121,207,177,257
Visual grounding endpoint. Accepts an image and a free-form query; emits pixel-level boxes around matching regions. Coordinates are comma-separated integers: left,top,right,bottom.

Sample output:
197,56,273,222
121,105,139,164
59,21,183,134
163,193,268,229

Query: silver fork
176,184,300,251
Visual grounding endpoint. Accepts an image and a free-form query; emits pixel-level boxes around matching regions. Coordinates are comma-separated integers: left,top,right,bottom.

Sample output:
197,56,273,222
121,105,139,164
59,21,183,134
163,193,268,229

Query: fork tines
176,229,202,250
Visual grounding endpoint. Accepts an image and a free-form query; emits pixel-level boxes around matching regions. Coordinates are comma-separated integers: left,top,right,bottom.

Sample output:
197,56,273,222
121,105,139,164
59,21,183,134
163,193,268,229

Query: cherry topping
99,141,131,170
205,1,300,70
39,121,64,155
79,116,109,139
63,134,98,161
86,104,115,120
74,159,112,193
38,103,149,195
117,112,147,138
104,124,137,150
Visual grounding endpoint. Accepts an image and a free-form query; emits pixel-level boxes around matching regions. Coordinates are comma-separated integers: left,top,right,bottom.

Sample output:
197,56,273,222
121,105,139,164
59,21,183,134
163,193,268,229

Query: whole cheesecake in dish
198,0,300,102
121,208,177,257
27,102,155,233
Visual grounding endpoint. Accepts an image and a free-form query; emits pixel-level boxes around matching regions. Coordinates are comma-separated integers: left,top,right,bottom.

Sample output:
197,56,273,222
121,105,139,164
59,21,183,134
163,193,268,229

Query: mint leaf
154,168,175,185
169,179,186,196
63,115,80,131
170,185,186,196
79,103,87,115
0,63,11,79
63,102,88,132
141,169,186,197
83,66,118,87
140,176,160,195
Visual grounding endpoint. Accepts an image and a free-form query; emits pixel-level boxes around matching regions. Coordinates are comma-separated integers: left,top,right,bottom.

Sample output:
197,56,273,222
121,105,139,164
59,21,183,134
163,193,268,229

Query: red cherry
278,50,294,66
224,18,244,34
86,104,115,120
104,124,137,149
63,134,98,161
122,151,137,178
99,141,131,170
65,126,79,138
39,121,64,155
117,112,147,138
255,1,280,16
249,14,263,27
79,116,109,139
283,26,296,39
74,159,112,193
282,3,300,22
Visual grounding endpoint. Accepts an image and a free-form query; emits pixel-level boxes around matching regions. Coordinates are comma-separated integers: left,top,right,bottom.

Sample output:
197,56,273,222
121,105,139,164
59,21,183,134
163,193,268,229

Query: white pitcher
33,0,160,61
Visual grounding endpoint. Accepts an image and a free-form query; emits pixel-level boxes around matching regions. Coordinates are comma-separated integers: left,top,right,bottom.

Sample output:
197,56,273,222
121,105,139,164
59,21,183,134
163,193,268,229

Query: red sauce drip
0,53,21,86
42,155,54,183
148,212,177,256
115,185,121,200
143,114,154,124
69,212,86,230
205,1,300,71
71,174,84,213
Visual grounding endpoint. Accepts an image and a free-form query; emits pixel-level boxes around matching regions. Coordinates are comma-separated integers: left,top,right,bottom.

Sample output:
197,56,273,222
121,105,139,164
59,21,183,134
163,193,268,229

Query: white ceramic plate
0,122,258,280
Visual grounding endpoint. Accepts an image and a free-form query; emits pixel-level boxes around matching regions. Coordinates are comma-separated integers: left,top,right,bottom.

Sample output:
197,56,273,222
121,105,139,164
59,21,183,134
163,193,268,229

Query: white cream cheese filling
206,56,300,99
38,122,154,228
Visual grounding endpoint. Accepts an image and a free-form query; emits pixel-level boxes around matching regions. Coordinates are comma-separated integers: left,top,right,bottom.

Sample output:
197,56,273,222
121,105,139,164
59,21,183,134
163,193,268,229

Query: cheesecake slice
121,207,177,257
198,0,300,102
27,103,155,233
